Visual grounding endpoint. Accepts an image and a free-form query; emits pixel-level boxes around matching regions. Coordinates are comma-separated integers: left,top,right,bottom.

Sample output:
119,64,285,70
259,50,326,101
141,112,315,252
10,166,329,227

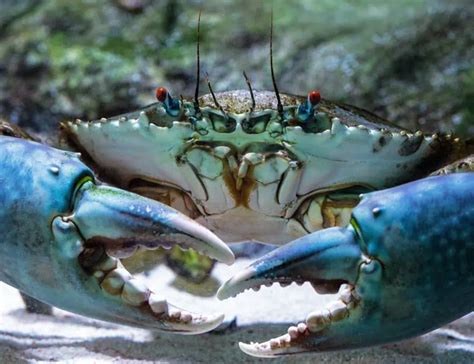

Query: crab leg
218,172,474,356
0,136,234,334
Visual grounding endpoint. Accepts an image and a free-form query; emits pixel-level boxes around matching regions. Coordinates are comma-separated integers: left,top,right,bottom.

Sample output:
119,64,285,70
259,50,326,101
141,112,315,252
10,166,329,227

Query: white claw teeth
297,322,307,333
169,308,181,319
122,278,150,306
93,256,153,307
304,284,357,333
338,284,354,304
270,338,279,349
281,334,291,345
338,283,351,293
148,293,168,314
328,301,349,321
270,334,291,348
339,290,352,304
100,268,131,295
181,312,192,323
306,309,331,332
245,283,358,351
287,326,299,339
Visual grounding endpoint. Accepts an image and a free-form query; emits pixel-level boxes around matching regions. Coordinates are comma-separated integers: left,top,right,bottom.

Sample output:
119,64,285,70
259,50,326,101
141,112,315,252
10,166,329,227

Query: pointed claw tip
216,267,257,300
206,311,226,328
239,342,272,358
170,215,234,265
216,284,229,301
238,341,253,353
212,312,226,328
220,245,235,266
204,235,234,265
185,312,226,335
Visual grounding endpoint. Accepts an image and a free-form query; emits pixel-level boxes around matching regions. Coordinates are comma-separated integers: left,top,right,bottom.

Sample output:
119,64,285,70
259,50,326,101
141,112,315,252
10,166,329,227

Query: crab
1,16,473,357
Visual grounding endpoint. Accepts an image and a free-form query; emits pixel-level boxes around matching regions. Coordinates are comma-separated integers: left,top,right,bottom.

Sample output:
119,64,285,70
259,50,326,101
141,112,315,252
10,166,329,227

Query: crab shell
63,90,464,244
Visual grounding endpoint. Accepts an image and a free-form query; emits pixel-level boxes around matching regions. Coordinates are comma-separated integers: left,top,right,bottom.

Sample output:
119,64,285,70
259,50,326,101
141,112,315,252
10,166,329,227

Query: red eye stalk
308,90,321,105
155,87,168,102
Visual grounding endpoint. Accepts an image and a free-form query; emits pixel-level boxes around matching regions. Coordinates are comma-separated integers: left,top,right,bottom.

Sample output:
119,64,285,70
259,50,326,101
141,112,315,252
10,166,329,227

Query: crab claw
70,180,234,265
57,180,234,334
0,137,234,334
218,172,474,356
218,227,364,355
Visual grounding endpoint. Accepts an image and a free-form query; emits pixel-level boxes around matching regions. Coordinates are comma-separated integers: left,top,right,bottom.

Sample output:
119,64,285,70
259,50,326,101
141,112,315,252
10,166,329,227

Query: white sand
1,259,473,363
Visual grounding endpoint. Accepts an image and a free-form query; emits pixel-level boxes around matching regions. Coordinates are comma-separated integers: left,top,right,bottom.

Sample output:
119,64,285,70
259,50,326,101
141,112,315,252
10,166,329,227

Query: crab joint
297,90,321,122
156,87,181,117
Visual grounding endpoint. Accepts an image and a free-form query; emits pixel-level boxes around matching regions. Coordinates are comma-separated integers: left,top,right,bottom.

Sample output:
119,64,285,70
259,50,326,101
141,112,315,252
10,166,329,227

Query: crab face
62,88,462,245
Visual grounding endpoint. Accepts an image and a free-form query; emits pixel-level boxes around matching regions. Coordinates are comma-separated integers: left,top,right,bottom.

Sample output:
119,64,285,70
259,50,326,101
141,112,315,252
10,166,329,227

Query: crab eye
155,87,168,102
297,89,321,123
155,86,181,117
308,90,321,105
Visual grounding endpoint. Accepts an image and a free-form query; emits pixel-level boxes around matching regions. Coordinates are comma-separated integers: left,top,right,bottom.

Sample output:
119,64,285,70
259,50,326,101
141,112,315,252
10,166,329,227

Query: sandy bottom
1,259,474,363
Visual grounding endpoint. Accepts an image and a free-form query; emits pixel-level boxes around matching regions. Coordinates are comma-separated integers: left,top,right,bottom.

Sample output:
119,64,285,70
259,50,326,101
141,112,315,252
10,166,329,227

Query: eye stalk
155,87,181,117
297,90,321,122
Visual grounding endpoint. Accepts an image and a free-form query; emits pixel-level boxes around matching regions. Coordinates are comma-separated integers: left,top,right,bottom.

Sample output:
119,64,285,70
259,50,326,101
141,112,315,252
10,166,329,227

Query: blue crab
1,14,473,355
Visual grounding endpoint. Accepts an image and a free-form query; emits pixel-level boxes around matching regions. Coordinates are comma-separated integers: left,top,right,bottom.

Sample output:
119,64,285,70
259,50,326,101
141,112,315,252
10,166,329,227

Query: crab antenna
243,71,256,113
194,10,202,115
270,10,283,117
206,72,227,117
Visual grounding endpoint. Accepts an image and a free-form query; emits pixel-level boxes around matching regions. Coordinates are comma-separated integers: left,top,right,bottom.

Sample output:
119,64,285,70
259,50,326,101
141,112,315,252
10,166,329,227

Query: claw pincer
0,136,233,333
220,172,474,356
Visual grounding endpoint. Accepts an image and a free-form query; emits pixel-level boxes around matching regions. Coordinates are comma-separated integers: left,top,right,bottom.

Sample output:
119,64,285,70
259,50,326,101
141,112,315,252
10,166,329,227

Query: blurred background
0,0,473,139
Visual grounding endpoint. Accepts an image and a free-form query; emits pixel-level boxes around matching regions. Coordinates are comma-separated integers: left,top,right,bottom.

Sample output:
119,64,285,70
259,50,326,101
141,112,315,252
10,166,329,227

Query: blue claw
0,136,234,333
219,172,474,357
